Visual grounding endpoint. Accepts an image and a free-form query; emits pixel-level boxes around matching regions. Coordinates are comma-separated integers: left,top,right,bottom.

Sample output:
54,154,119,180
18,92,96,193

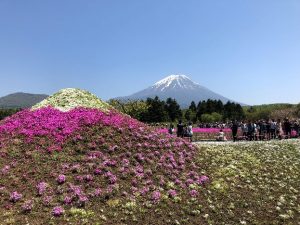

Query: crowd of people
231,118,300,142
168,120,193,141
165,118,300,142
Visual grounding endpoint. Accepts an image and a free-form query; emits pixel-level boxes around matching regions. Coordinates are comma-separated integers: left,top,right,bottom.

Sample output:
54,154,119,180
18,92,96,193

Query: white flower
32,88,112,112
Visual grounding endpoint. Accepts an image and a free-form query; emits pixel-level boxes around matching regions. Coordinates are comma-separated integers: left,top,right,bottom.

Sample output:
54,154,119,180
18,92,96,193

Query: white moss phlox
32,88,112,112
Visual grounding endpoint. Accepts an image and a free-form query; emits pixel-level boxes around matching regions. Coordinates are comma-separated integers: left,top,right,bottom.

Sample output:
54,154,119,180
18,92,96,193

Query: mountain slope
0,92,48,109
117,75,239,108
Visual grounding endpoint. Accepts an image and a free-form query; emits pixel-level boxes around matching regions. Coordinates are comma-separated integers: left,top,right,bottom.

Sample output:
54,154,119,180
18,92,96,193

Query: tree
185,109,197,123
141,96,169,123
0,108,21,121
201,114,214,123
216,100,224,114
296,103,300,117
165,98,182,122
223,101,245,121
108,99,149,121
196,101,207,120
185,109,191,121
211,112,223,122
189,101,197,112
206,99,215,114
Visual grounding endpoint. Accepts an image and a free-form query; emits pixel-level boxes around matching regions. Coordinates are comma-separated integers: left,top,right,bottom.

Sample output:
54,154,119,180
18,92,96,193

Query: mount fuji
117,75,242,108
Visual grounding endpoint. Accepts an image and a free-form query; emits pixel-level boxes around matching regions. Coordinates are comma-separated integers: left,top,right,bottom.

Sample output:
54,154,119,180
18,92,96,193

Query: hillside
0,92,48,109
243,103,298,120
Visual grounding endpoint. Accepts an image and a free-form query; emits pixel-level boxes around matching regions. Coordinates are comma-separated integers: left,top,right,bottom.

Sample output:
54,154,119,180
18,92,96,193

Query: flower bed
195,140,300,224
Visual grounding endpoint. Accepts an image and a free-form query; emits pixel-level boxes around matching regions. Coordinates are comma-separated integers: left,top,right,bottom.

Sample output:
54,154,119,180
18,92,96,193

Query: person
277,119,284,139
241,121,248,139
177,120,184,138
266,120,271,140
253,122,259,141
270,119,277,139
186,122,193,142
216,129,227,141
247,121,254,141
294,121,300,137
168,124,175,135
283,118,291,138
231,120,239,142
260,120,266,140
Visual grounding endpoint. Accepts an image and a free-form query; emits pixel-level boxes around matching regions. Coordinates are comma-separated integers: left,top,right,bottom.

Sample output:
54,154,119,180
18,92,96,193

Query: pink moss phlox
151,191,161,203
57,175,66,184
37,182,48,196
10,191,22,203
0,107,143,151
52,206,64,217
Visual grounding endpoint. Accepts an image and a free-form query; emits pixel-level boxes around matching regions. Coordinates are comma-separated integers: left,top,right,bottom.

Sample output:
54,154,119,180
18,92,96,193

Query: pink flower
199,175,209,185
78,195,88,206
64,196,72,205
52,206,64,217
37,182,48,195
168,189,177,198
94,168,102,175
85,175,93,182
189,189,199,198
151,191,161,203
42,196,53,206
93,188,102,197
10,191,22,203
57,174,66,184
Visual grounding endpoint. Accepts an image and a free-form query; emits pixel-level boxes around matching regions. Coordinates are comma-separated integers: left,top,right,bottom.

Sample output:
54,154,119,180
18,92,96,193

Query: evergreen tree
223,101,245,121
189,101,197,112
206,99,213,114
216,100,224,114
165,98,182,122
196,100,207,120
185,109,191,121
141,96,169,122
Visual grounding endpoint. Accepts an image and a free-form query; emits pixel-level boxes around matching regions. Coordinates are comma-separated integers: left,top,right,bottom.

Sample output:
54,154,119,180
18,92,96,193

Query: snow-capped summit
116,75,241,108
153,75,199,91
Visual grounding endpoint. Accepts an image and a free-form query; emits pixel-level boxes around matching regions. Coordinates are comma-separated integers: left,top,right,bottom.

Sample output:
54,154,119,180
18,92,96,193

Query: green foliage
244,104,295,120
141,96,170,123
0,108,21,121
110,98,245,123
197,100,244,122
223,101,245,121
200,112,223,123
165,98,182,122
296,103,300,117
111,97,182,123
200,114,214,123
184,109,197,123
189,101,197,112
108,99,149,121
211,112,223,122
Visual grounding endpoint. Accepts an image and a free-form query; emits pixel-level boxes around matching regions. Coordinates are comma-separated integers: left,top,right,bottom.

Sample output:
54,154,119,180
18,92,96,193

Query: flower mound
0,90,209,224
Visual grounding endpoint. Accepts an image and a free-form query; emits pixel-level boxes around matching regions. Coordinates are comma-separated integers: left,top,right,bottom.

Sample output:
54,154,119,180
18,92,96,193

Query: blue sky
0,0,299,105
